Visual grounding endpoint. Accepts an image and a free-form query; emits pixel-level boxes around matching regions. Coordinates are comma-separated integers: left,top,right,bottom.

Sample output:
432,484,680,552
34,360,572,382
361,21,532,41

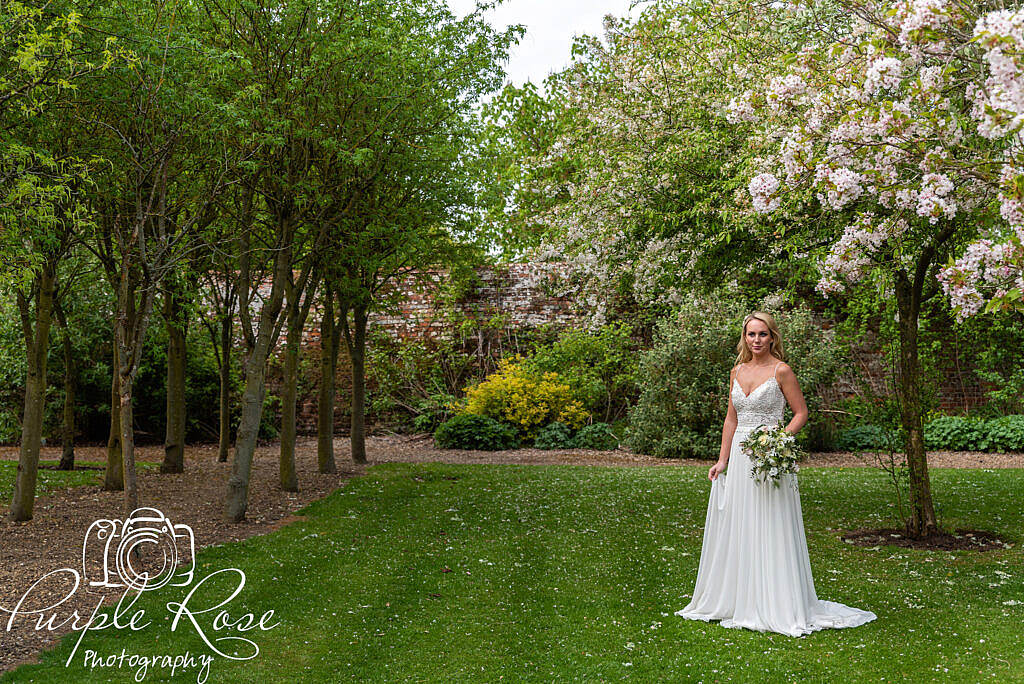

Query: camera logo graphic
82,507,196,592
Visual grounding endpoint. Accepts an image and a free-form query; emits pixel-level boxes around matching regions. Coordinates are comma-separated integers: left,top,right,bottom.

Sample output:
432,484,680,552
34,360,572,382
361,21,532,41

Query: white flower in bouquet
739,422,807,487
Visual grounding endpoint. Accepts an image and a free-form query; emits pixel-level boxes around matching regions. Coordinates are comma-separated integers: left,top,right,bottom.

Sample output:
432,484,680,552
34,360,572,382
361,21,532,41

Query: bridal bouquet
739,423,805,487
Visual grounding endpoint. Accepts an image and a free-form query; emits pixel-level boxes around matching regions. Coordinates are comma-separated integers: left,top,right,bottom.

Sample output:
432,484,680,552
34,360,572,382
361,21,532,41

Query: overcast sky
446,0,651,90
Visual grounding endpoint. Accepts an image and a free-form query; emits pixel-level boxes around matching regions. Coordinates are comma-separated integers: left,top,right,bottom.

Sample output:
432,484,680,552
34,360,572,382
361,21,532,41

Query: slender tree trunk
55,300,76,471
227,353,269,521
894,274,938,538
279,307,301,492
347,303,368,465
104,340,124,491
317,289,339,474
114,257,156,514
10,266,57,521
280,268,318,490
116,298,151,514
118,362,140,513
161,282,187,474
226,222,290,522
218,313,232,463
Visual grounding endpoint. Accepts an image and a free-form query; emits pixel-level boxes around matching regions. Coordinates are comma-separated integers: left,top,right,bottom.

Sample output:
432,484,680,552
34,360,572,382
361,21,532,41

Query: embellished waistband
736,415,782,430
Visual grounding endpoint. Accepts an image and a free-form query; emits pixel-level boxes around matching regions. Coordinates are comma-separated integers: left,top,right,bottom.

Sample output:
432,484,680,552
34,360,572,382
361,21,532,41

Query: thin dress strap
772,361,781,379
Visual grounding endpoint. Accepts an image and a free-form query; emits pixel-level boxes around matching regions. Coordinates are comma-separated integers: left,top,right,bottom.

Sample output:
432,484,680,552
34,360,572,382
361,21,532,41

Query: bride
675,311,877,636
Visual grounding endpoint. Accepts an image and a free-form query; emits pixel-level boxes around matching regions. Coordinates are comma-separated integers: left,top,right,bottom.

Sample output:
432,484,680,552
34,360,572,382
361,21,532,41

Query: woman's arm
710,367,739,480
775,363,809,435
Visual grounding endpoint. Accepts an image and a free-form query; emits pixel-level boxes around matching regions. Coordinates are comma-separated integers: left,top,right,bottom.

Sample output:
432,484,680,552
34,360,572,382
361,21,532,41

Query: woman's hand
709,461,727,481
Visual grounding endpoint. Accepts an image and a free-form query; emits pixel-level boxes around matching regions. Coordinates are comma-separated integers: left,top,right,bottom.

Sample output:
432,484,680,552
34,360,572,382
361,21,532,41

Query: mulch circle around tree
839,527,1013,551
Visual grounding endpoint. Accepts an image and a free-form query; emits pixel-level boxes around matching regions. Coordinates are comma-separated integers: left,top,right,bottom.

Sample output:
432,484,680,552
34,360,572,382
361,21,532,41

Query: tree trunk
118,362,140,513
218,313,232,463
115,290,154,514
279,307,301,492
104,340,124,491
55,300,76,471
894,274,938,538
10,266,57,522
348,303,368,465
225,221,290,522
226,344,271,522
317,289,339,474
113,246,156,513
161,282,187,474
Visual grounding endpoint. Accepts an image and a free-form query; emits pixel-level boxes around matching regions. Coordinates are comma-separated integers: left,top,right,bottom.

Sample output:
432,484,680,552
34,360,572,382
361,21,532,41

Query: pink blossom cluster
780,135,812,182
749,172,781,212
998,166,1024,235
915,172,957,223
813,166,864,210
938,240,1023,321
766,74,807,111
816,214,909,296
864,57,904,95
972,9,1024,140
726,90,757,124
892,0,951,47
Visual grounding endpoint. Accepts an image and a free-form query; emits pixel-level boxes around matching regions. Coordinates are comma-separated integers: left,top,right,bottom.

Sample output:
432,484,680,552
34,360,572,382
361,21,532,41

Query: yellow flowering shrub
455,356,589,439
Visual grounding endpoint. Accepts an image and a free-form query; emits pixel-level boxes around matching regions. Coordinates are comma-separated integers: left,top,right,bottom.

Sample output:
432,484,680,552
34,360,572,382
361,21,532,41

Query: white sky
446,0,652,90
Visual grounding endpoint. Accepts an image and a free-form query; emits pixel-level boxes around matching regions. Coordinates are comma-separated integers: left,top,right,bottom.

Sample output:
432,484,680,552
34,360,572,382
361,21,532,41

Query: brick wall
816,323,995,414
272,262,589,433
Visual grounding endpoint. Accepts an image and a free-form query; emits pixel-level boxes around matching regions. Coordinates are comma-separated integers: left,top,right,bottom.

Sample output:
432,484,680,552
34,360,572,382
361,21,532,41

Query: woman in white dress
675,311,877,636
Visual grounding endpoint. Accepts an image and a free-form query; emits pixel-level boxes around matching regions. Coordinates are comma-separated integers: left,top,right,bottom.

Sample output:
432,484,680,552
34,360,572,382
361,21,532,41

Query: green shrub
534,422,577,450
984,415,1024,453
625,291,842,459
833,424,898,451
458,356,588,440
923,415,988,451
573,422,619,450
409,392,459,433
433,413,519,450
524,322,639,423
367,328,477,432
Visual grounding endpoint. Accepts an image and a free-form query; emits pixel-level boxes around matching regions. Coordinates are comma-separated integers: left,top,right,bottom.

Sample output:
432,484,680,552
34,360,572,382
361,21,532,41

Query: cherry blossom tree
505,0,816,325
734,0,1024,536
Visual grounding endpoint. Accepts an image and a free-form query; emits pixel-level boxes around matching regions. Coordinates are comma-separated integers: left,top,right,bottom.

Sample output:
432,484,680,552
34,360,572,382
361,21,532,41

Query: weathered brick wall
277,261,588,433
816,324,995,413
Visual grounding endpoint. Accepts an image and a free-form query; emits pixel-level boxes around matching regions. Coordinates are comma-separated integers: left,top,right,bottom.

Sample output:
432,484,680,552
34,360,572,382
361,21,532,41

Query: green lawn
0,460,152,499
4,463,1023,682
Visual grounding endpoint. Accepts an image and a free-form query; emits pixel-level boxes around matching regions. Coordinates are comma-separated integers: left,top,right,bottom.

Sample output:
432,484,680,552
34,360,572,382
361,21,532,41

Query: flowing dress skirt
674,423,877,636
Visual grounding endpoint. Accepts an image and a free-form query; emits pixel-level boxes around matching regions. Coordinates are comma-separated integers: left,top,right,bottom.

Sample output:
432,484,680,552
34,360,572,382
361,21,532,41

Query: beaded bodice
732,376,786,430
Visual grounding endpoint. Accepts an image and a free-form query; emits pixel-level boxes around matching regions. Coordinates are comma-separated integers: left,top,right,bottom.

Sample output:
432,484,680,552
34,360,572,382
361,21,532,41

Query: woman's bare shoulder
775,361,796,379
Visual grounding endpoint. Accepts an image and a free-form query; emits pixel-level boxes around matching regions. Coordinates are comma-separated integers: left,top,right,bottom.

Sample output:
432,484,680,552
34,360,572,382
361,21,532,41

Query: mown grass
0,460,154,500
3,463,1023,682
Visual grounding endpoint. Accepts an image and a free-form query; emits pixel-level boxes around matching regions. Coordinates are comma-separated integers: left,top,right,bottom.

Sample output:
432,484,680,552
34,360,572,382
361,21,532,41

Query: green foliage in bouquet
740,423,806,487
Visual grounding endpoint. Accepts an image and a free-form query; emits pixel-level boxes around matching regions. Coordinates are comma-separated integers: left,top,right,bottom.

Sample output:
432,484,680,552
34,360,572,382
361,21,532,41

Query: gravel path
0,434,1020,673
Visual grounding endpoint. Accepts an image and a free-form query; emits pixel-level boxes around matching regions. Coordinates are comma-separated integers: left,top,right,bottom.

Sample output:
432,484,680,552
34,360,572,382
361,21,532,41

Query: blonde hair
735,311,786,366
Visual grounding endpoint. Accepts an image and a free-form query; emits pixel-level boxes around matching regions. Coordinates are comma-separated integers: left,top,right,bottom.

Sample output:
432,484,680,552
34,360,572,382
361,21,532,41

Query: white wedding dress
675,362,877,636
